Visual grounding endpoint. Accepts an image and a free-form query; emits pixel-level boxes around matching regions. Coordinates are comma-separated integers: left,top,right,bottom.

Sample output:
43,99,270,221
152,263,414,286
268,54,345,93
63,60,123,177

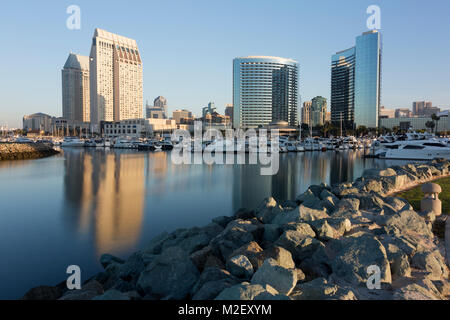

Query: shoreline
22,159,449,300
0,143,59,161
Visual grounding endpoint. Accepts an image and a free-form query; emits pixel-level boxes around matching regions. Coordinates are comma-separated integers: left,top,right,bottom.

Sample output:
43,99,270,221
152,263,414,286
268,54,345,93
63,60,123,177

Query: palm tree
321,121,333,137
425,121,435,133
431,113,440,134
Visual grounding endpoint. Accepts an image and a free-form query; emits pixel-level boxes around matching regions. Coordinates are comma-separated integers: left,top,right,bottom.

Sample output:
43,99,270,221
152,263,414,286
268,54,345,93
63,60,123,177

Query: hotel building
331,30,382,130
89,28,143,127
62,53,90,122
233,56,299,129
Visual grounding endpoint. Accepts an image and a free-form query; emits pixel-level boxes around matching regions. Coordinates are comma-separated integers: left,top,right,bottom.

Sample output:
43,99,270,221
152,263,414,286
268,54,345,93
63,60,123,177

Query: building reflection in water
63,148,145,256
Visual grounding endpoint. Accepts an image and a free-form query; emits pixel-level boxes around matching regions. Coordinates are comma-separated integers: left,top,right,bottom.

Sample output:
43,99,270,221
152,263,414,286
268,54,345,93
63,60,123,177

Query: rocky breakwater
23,160,450,300
0,142,59,161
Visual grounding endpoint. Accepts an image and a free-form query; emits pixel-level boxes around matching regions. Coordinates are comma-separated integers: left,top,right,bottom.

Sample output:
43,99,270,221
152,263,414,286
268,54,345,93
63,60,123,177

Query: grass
396,177,450,214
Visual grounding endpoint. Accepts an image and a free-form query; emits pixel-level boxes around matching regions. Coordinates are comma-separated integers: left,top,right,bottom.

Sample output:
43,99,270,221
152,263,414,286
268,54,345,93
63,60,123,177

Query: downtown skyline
1,0,450,128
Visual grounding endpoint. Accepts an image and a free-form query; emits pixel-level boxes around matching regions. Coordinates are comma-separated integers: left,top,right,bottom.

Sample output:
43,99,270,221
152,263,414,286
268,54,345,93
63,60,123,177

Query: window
403,145,424,150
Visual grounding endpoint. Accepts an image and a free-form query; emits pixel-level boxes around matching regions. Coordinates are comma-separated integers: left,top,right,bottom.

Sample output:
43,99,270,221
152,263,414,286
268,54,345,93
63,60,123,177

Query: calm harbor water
0,148,411,299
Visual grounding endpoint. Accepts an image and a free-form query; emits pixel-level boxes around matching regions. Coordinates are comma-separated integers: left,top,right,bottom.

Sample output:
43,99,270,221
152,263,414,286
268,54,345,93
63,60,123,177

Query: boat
375,140,450,160
159,140,174,151
61,137,85,147
113,138,135,149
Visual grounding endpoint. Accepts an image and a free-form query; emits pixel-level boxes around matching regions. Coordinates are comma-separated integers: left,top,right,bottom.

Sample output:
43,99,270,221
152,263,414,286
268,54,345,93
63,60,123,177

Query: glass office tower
233,56,298,129
331,30,382,131
354,30,382,129
331,47,355,132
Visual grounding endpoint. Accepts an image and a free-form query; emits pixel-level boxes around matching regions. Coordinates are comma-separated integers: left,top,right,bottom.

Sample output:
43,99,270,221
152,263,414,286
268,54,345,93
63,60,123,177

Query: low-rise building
102,118,177,138
379,106,395,119
380,116,449,132
23,113,54,133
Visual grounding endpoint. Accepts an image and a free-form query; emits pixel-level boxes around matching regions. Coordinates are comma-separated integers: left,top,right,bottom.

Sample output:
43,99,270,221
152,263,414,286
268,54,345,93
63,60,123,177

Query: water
0,148,410,299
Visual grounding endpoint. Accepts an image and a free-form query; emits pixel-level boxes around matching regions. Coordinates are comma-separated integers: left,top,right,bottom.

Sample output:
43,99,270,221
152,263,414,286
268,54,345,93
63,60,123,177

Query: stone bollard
421,183,442,216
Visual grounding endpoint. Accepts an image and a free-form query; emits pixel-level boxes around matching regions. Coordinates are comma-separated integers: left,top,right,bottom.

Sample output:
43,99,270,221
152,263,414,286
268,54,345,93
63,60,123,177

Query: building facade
89,29,143,127
331,47,355,131
395,108,413,118
172,109,193,124
331,30,382,130
301,101,312,126
225,104,234,126
62,53,90,122
153,96,168,118
379,106,395,119
380,116,449,133
23,113,54,133
310,96,327,127
233,56,299,129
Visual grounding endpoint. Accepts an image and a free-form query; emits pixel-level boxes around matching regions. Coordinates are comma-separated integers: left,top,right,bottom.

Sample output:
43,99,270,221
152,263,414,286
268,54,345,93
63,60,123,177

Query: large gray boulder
257,246,296,270
136,246,200,299
385,210,434,238
251,258,297,295
254,197,281,223
190,267,237,297
271,205,329,225
290,277,356,300
226,255,254,279
328,232,391,285
215,283,277,300
209,219,260,260
411,250,448,279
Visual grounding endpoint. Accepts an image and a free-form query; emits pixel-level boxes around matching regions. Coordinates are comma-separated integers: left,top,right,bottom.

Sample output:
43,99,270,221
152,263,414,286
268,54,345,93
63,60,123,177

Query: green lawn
396,177,450,214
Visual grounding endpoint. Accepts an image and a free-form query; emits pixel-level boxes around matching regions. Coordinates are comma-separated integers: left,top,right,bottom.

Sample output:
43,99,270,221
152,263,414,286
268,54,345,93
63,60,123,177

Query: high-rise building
331,47,355,131
89,28,143,127
395,108,413,118
301,101,312,126
331,30,382,130
62,53,90,122
412,101,432,116
202,102,217,118
354,30,382,128
153,96,168,118
225,104,234,126
233,56,298,129
310,96,327,127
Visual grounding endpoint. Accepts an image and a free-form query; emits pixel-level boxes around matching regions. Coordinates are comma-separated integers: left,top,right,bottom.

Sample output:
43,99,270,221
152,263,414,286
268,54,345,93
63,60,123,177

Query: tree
425,121,436,133
356,125,368,137
431,113,441,134
321,121,333,137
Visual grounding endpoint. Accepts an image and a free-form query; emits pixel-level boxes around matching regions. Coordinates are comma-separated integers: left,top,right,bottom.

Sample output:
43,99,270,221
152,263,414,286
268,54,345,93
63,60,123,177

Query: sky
0,0,449,128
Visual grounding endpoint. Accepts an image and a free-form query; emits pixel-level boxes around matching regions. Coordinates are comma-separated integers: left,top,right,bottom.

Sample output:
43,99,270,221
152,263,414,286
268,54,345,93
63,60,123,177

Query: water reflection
63,149,145,256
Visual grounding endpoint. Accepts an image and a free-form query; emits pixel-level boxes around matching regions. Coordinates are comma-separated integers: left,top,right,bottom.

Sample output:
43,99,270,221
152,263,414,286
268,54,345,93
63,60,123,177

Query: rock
257,246,296,270
295,269,306,282
251,258,297,295
290,278,357,300
393,284,440,300
22,285,63,300
92,289,130,300
204,255,226,270
254,197,280,223
332,198,361,218
320,189,339,203
307,218,350,241
190,245,213,271
212,216,233,228
282,223,316,237
328,232,391,285
142,232,170,255
271,205,329,225
215,283,275,300
227,255,254,278
411,250,448,279
191,267,238,296
363,168,397,178
100,254,124,269
137,246,200,299
233,208,255,220
296,189,316,204
228,241,263,270
275,229,313,259
209,220,260,260
385,243,411,278
385,210,434,238
192,279,237,300
118,252,145,282
59,280,104,300
262,224,283,243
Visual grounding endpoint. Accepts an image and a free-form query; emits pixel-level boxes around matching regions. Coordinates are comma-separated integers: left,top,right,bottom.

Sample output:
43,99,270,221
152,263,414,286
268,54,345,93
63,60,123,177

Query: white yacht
61,137,85,147
376,141,450,160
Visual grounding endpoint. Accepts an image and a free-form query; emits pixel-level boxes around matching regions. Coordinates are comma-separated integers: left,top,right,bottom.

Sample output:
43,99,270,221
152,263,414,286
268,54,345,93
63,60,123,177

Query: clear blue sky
1,0,449,128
